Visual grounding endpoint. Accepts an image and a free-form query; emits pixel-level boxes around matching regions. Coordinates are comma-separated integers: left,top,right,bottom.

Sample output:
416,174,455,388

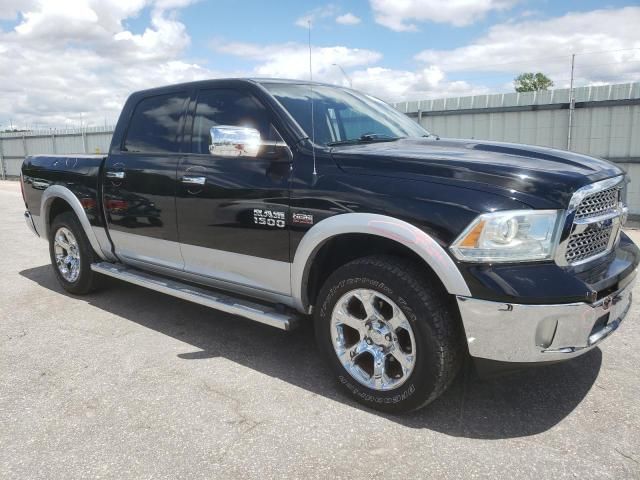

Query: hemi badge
292,212,314,225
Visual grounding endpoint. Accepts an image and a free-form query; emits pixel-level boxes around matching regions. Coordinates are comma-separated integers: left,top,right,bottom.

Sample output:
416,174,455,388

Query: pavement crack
214,416,264,463
6,330,27,340
615,448,639,465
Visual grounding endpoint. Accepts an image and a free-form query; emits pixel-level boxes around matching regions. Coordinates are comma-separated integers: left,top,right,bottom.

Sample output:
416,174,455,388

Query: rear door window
124,92,188,153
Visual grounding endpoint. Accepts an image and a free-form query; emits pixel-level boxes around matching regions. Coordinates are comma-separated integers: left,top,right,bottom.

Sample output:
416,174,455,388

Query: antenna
308,20,317,178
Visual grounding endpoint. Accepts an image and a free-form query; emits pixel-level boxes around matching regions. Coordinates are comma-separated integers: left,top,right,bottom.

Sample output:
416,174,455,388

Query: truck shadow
20,264,602,440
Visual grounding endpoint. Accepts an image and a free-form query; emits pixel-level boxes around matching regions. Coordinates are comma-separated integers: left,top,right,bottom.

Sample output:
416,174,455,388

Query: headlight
450,210,561,262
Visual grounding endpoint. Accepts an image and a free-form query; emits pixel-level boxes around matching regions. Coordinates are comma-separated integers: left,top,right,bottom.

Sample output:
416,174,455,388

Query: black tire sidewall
49,212,96,295
315,258,452,413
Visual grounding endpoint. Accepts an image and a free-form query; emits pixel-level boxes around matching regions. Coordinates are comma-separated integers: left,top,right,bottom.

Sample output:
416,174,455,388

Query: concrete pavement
1,180,639,479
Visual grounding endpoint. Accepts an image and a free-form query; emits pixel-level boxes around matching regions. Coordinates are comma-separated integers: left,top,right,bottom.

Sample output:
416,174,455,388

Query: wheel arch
40,185,110,261
291,213,471,313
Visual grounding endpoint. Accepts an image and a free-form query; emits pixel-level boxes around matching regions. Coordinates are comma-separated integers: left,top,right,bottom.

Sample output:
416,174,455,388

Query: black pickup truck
21,79,638,412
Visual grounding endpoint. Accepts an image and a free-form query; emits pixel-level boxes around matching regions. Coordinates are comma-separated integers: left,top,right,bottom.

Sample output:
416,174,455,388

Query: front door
176,87,292,296
104,89,189,270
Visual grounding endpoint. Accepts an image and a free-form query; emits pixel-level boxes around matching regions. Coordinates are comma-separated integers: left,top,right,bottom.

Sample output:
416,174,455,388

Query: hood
331,138,624,208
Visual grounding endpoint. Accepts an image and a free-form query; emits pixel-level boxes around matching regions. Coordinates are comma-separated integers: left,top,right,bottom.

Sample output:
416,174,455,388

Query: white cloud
0,0,212,129
214,40,489,102
294,4,339,28
352,66,489,102
370,0,517,30
7,1,636,130
214,41,381,80
112,13,191,61
7,0,473,129
153,0,198,10
336,13,361,25
14,0,147,40
415,7,640,87
0,0,36,20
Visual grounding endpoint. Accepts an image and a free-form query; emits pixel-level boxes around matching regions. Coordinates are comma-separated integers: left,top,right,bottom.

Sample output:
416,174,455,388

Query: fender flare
40,185,111,261
291,213,471,312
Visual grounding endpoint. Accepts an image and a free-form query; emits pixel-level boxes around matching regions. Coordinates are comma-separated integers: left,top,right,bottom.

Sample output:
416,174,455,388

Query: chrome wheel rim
53,227,80,283
330,288,417,391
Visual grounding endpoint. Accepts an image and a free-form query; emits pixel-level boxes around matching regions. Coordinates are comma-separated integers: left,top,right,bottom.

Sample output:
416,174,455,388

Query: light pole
332,63,352,88
567,53,576,151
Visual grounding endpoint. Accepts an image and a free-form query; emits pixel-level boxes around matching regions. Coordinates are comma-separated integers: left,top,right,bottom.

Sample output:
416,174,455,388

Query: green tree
514,72,554,92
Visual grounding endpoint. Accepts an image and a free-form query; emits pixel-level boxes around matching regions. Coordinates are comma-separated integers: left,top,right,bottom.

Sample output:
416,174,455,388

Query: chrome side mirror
209,126,261,158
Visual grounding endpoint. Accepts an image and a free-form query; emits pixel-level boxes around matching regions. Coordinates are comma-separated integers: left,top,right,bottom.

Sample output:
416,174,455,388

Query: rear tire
49,211,98,295
314,255,463,413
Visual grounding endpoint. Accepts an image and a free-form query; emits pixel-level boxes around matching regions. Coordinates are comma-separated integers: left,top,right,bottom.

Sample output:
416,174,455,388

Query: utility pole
567,53,576,151
0,132,6,180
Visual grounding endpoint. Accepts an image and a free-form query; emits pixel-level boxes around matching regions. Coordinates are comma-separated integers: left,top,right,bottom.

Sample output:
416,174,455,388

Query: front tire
314,255,463,413
49,211,98,295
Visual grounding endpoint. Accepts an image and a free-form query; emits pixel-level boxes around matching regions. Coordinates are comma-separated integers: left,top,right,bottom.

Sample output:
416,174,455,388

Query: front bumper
457,270,636,363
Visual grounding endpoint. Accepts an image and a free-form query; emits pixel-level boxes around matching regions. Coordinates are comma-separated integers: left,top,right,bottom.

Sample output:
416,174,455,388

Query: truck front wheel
314,255,463,413
49,211,98,295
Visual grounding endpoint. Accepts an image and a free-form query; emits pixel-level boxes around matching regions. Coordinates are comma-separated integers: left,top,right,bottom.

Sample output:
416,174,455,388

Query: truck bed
21,153,108,235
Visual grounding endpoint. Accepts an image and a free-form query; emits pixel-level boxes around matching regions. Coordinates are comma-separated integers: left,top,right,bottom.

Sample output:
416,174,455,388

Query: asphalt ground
1,180,639,479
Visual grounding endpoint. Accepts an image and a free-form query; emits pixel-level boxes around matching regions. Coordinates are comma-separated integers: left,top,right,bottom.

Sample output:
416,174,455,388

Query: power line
432,55,575,71
573,59,640,69
574,47,640,56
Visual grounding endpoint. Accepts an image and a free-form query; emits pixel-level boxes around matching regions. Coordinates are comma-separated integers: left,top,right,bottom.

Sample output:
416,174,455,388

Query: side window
124,92,188,153
191,89,278,155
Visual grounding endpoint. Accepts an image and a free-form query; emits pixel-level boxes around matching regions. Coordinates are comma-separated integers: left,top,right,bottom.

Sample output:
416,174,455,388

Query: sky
0,0,639,129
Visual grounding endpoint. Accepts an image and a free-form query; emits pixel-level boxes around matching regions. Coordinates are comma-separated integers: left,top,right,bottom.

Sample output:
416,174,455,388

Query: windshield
262,83,429,146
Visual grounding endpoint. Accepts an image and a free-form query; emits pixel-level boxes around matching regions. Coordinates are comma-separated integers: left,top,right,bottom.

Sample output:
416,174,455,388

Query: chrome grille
565,225,613,264
574,186,620,220
560,177,624,266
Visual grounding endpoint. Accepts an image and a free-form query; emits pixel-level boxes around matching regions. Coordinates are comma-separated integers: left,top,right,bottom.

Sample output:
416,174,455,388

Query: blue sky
149,1,631,60
1,0,639,128
126,0,638,86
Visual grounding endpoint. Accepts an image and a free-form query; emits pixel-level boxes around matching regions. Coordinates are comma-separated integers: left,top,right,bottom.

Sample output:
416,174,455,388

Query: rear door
175,87,292,296
104,89,189,270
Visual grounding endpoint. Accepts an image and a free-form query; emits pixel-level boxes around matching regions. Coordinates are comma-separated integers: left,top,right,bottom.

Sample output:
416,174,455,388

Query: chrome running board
91,262,299,331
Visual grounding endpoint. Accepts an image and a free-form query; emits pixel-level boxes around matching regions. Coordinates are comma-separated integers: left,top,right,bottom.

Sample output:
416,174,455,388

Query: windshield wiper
327,133,403,147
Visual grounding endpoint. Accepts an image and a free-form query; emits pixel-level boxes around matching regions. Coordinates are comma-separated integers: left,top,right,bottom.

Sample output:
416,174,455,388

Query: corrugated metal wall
393,83,640,161
0,126,114,178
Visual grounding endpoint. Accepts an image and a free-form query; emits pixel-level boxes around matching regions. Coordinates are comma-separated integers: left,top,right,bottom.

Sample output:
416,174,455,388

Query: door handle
106,171,125,179
181,176,206,185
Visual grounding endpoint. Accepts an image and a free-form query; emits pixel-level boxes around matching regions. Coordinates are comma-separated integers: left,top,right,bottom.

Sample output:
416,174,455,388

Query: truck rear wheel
49,211,98,295
314,255,463,413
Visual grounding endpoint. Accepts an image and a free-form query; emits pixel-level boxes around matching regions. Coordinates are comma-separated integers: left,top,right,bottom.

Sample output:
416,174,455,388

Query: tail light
81,198,97,211
106,199,128,213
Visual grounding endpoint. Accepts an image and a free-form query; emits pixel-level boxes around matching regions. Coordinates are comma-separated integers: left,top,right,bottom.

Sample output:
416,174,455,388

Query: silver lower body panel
457,271,637,363
121,255,296,310
108,230,291,297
